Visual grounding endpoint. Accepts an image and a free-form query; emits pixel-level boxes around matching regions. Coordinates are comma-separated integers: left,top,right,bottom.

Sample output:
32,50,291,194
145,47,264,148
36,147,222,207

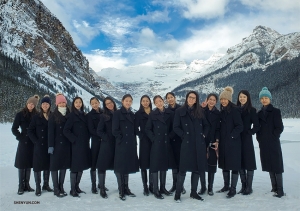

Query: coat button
42,136,44,138
185,124,187,126
165,133,167,135
60,142,62,144
25,142,27,144
41,129,44,131
126,142,128,144
157,126,159,128
60,134,62,136
125,126,127,128
60,126,62,128
126,134,128,136
41,143,43,145
200,133,203,135
165,141,167,143
158,133,160,135
187,141,189,143
186,132,189,134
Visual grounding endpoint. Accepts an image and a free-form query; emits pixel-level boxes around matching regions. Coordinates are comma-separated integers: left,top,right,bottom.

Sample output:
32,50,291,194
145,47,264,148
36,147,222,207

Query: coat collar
90,108,102,115
120,106,134,123
153,108,171,123
258,104,274,121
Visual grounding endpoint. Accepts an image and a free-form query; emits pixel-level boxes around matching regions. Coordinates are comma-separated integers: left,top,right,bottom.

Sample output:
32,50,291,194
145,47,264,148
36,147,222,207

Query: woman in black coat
48,93,71,198
198,93,220,196
87,97,103,194
173,91,210,202
135,95,153,196
63,96,91,197
112,94,139,201
28,95,53,196
257,87,284,198
165,92,185,194
217,86,243,199
145,95,176,200
236,90,259,195
12,94,39,195
96,97,117,199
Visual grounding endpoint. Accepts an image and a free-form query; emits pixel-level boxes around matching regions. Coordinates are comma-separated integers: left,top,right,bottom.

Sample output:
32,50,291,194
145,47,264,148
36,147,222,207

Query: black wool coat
135,109,152,170
12,111,34,169
240,107,259,170
96,113,115,171
145,108,176,173
87,109,103,170
48,112,71,171
167,104,182,168
218,105,244,171
257,104,284,173
112,106,139,174
173,106,210,173
63,111,91,172
203,106,220,173
27,113,50,172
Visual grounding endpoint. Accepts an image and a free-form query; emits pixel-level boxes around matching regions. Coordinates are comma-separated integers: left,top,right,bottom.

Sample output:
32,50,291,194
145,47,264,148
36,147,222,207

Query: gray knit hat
219,86,234,102
27,94,40,106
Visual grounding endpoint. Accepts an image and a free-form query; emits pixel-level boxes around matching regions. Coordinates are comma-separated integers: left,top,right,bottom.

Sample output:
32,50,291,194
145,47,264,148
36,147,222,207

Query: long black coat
12,111,34,169
145,108,176,172
167,104,182,168
257,104,284,173
27,114,50,172
240,107,259,170
173,106,210,173
63,111,91,172
96,113,115,171
112,107,139,174
203,106,220,173
48,112,71,171
87,109,102,170
218,105,244,171
135,109,152,170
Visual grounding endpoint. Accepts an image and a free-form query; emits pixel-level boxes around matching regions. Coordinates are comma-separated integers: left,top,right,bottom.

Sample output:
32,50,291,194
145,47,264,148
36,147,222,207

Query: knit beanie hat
259,87,272,100
56,93,67,106
41,95,51,106
219,86,234,102
27,94,40,106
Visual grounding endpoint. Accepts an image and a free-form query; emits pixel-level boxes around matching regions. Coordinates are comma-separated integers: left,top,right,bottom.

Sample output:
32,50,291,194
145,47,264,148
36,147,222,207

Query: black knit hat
41,95,51,106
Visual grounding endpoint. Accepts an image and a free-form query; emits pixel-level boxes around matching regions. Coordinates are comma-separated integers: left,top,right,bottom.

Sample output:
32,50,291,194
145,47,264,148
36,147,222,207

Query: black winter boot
116,173,125,201
269,172,277,193
274,173,284,198
174,173,185,203
153,172,164,199
141,169,149,196
169,169,178,193
59,169,67,196
149,171,153,194
90,170,98,194
190,172,204,201
217,171,230,193
51,171,64,198
34,171,42,196
104,172,109,191
124,174,136,197
42,170,53,192
24,168,35,192
243,170,254,195
70,172,79,197
207,172,215,196
159,171,172,196
238,169,246,194
99,173,108,198
17,169,25,195
198,171,207,195
227,172,238,198
75,172,86,194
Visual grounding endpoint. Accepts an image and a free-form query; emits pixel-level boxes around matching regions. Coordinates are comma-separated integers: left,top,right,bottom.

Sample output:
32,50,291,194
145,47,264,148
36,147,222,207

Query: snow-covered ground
1,119,299,211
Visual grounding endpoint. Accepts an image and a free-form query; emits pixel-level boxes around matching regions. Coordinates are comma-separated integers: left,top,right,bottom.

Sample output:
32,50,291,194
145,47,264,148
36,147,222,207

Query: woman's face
187,93,196,107
90,99,100,110
57,102,66,108
220,98,229,107
154,98,164,110
105,99,114,111
239,93,248,106
166,94,175,106
41,102,50,112
74,99,82,110
122,97,132,109
207,96,217,108
27,103,35,111
141,97,150,109
260,97,271,106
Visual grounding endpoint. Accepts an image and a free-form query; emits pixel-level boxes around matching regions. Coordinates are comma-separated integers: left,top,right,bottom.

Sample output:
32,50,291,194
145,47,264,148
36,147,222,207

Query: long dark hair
206,93,218,102
165,92,175,99
21,105,38,119
139,95,152,111
184,91,204,118
71,96,84,113
103,97,117,116
52,106,70,124
153,95,164,103
236,90,253,112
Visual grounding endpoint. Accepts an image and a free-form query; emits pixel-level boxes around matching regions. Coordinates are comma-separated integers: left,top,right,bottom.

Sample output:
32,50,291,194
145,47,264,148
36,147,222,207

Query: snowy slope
0,119,300,211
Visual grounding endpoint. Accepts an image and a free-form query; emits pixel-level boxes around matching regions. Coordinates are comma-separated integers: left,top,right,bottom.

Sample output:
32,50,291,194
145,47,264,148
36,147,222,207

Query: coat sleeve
134,113,142,138
273,108,284,138
48,115,55,148
168,112,176,140
214,114,221,141
249,108,260,135
145,115,155,142
173,110,184,139
87,113,98,137
202,116,210,138
63,114,77,143
97,115,109,142
27,115,39,144
230,108,244,139
112,111,122,143
11,112,22,141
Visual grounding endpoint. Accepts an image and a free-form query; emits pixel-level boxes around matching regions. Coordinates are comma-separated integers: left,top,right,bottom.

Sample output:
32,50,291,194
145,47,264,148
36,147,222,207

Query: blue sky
40,0,300,71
